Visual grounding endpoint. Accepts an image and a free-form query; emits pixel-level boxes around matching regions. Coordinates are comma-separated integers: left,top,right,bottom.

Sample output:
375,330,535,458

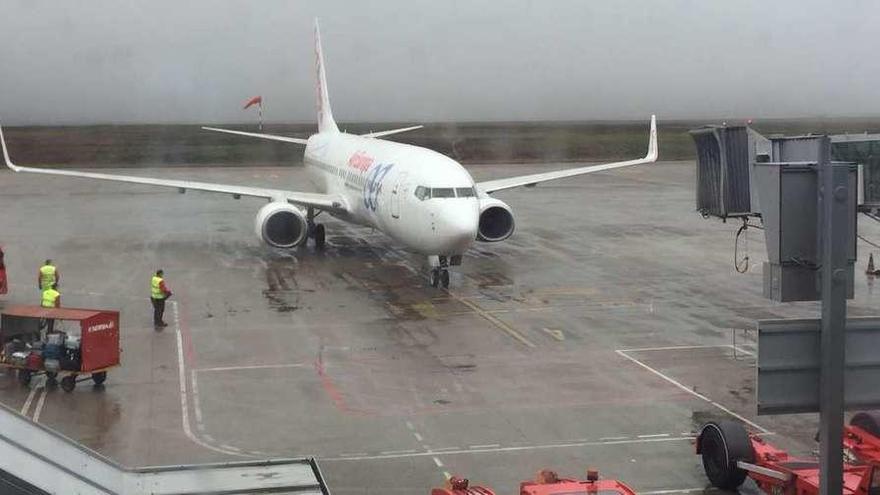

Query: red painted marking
314,350,369,416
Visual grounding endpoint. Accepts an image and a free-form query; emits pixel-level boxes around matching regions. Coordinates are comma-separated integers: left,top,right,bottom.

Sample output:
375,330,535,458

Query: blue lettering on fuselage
363,163,394,211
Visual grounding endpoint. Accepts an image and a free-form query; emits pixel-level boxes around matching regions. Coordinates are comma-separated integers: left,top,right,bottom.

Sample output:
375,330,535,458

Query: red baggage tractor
0,305,121,392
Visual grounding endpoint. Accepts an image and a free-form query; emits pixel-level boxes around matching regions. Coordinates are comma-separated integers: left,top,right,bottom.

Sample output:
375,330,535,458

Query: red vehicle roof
1,305,116,321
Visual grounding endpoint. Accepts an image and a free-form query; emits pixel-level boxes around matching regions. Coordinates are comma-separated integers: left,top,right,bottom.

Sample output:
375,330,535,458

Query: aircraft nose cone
436,204,478,253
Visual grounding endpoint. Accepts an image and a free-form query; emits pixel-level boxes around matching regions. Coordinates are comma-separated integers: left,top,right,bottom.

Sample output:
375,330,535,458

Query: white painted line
380,449,418,455
172,301,249,457
620,343,757,358
413,432,424,442
469,444,500,449
405,421,415,431
31,386,47,423
615,349,771,434
220,445,242,453
431,447,459,452
191,370,203,425
322,435,694,461
432,456,444,467
195,363,310,373
20,384,38,416
618,344,737,353
443,471,452,480
731,344,756,357
638,433,670,439
599,436,628,441
339,452,369,458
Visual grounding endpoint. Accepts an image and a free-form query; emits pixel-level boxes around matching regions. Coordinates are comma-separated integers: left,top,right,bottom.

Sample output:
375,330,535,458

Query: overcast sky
0,0,877,125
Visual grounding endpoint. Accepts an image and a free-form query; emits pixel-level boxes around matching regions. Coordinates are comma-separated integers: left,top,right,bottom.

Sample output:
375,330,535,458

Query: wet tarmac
1,160,879,494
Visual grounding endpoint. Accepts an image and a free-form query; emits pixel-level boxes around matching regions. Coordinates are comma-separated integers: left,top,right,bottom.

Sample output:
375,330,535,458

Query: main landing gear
429,255,462,289
307,207,326,250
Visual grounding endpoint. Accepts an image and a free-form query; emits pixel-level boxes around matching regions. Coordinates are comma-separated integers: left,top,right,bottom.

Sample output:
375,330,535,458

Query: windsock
243,95,262,110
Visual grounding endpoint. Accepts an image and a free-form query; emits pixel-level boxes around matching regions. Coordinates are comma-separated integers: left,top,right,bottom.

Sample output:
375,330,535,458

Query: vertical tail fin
314,19,339,134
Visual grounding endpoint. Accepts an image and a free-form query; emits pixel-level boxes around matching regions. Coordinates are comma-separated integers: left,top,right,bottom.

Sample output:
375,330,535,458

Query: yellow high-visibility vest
39,265,56,290
151,276,165,300
41,288,60,308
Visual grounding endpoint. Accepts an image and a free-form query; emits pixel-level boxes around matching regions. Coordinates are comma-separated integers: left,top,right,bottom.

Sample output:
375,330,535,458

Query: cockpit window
414,185,430,201
432,188,456,198
414,186,475,199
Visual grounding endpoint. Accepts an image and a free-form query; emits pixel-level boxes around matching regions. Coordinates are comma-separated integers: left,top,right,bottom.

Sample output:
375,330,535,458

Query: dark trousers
151,297,166,326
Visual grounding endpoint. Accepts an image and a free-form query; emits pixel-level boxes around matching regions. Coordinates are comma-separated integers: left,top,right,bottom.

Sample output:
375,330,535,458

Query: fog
1,0,877,125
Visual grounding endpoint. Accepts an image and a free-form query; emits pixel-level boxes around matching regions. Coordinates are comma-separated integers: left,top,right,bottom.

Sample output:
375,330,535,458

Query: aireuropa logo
363,163,394,211
88,321,115,333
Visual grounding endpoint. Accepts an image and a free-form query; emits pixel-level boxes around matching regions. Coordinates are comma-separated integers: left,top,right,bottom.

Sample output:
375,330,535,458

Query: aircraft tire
314,224,326,249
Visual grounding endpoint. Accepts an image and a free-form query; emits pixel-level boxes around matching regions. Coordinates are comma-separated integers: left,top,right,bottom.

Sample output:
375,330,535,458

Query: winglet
645,114,658,161
0,122,22,172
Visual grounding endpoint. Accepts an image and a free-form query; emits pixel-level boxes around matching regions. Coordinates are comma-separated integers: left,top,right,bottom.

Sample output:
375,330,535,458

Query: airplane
0,20,658,289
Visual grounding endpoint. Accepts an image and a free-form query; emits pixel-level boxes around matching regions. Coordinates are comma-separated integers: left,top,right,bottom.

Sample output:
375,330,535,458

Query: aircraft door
391,172,407,219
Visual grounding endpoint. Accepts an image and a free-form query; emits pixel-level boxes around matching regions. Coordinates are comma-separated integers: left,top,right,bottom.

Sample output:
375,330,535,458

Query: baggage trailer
432,469,637,495
696,412,880,494
0,305,120,392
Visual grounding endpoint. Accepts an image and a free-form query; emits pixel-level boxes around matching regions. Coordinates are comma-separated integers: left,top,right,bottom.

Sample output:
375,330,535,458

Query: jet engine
255,202,309,248
477,198,515,242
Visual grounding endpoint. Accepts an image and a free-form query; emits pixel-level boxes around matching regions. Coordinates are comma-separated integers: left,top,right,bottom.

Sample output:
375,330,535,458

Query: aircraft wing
201,127,309,145
0,124,345,212
476,115,657,194
361,125,424,139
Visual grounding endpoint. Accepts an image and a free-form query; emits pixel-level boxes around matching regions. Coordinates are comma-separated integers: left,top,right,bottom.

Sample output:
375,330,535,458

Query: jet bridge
0,401,330,495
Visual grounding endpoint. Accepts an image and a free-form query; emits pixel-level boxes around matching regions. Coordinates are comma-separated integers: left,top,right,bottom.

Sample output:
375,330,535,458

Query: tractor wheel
850,411,880,438
92,372,107,386
698,420,754,490
60,375,76,393
18,369,32,386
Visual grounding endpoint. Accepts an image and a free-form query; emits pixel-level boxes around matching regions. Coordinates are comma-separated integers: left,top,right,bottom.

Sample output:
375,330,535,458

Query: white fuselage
303,132,480,256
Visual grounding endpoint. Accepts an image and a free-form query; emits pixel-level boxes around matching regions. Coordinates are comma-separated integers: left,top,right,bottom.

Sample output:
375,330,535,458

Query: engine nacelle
254,202,309,248
477,198,515,242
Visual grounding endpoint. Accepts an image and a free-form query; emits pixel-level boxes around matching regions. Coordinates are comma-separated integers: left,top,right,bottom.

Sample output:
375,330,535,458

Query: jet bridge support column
817,153,849,495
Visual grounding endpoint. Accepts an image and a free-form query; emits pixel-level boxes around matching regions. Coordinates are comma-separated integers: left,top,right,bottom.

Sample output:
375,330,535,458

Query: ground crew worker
0,246,7,295
41,282,61,332
150,269,172,328
38,259,58,291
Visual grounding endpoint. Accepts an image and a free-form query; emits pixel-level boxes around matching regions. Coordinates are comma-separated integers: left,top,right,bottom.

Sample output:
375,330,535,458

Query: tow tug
432,468,637,495
697,412,880,494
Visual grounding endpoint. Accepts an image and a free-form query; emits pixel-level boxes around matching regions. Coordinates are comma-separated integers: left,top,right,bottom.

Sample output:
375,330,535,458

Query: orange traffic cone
868,253,877,275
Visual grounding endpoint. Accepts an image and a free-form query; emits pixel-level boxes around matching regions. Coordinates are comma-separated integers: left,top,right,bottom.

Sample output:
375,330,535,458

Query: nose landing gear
431,267,450,288
429,255,460,288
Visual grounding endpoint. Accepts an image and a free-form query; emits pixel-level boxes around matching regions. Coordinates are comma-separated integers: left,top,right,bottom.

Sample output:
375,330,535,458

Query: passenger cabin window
456,187,476,198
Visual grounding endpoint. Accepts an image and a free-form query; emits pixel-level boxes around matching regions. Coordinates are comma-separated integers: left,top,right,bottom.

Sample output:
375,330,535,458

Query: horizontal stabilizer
361,125,424,139
201,127,309,145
